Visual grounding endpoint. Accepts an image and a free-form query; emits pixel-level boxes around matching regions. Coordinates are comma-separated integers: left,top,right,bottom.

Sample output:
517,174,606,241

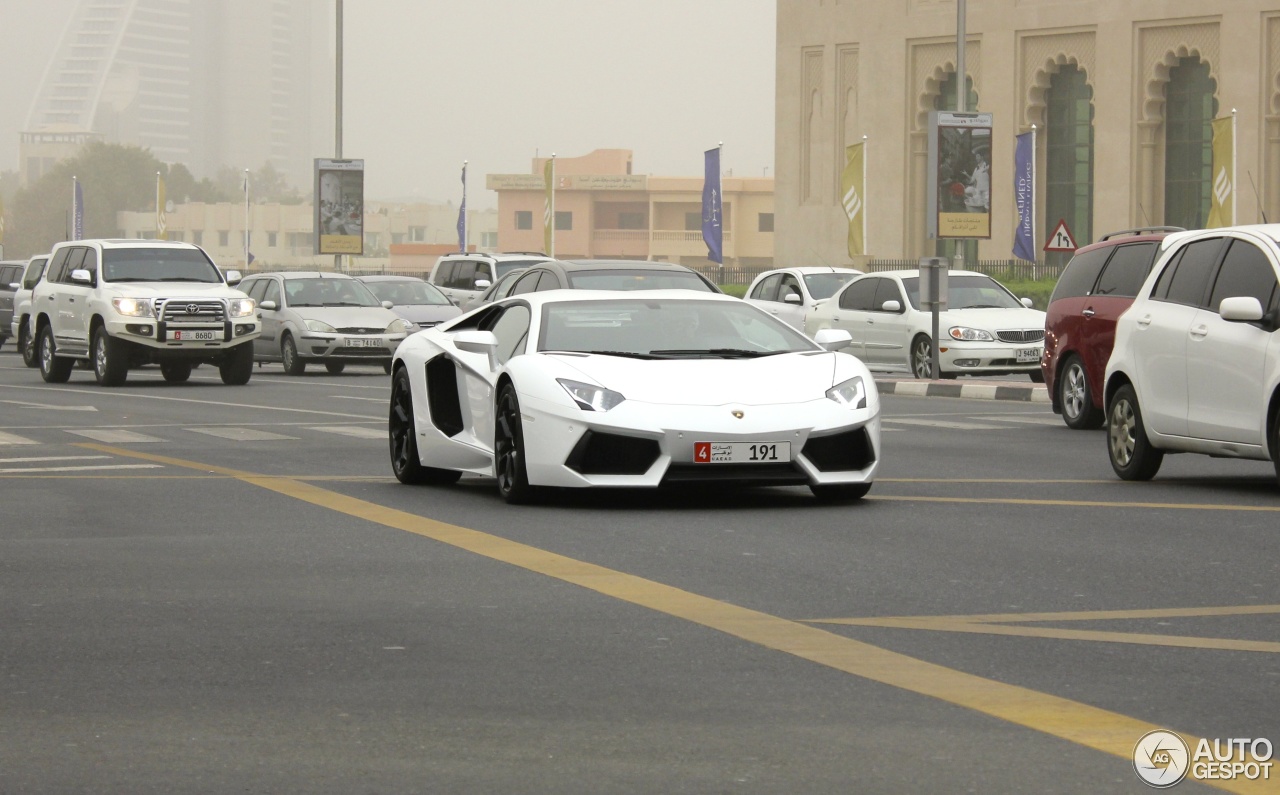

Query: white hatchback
804,269,1045,379
742,266,862,331
1104,225,1280,484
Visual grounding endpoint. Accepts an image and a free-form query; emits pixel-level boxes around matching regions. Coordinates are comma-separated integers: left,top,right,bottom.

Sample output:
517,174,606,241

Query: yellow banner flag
841,142,865,257
543,158,554,256
1206,115,1234,228
156,174,167,240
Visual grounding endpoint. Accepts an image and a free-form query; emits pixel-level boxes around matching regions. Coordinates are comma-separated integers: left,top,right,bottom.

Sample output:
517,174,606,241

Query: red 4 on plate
694,442,711,463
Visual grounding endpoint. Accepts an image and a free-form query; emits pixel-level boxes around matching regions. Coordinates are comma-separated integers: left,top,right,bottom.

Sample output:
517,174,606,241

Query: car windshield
538,299,818,359
363,280,450,306
284,277,381,308
565,269,714,292
102,249,223,283
496,259,546,277
899,274,1023,310
803,273,857,299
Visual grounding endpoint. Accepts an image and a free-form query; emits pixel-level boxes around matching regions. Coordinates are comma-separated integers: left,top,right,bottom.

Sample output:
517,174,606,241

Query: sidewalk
873,376,1050,403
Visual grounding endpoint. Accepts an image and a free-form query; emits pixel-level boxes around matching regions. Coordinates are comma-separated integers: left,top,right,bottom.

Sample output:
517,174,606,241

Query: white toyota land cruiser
31,239,260,386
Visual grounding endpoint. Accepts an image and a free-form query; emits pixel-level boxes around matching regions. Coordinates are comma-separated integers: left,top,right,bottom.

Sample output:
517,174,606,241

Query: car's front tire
388,366,461,486
1107,384,1163,480
494,382,536,504
219,342,254,385
93,328,129,386
160,362,192,383
281,333,305,375
1059,355,1103,430
38,325,73,383
810,482,872,501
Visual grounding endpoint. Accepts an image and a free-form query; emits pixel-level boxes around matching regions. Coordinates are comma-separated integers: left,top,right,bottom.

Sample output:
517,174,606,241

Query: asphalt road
0,348,1276,794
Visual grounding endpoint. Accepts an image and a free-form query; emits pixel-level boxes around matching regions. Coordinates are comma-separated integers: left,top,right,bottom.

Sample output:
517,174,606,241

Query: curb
874,377,1050,403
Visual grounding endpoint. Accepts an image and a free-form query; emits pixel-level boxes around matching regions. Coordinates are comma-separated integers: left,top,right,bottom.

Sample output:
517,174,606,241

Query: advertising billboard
314,158,365,255
927,112,993,240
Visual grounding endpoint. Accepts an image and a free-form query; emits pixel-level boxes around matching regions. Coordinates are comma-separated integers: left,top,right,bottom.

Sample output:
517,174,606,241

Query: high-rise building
22,0,330,189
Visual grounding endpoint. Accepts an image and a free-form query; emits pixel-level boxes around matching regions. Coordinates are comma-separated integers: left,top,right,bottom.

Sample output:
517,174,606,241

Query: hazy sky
0,0,777,207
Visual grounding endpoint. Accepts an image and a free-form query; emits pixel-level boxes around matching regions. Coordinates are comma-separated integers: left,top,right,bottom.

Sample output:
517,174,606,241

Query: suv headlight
305,319,336,333
112,297,155,317
557,378,626,411
825,376,868,409
948,326,994,341
228,297,256,318
387,318,415,333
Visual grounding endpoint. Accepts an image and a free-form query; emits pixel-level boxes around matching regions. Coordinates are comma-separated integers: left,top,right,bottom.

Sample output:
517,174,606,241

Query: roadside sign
1044,219,1077,252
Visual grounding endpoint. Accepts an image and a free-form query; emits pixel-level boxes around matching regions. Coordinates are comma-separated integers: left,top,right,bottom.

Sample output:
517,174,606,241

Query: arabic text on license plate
693,441,792,464
1016,347,1040,363
345,337,381,348
173,330,217,341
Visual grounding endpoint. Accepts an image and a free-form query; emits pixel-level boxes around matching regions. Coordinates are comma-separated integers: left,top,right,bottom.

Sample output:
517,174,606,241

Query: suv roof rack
500,251,549,256
1099,226,1186,241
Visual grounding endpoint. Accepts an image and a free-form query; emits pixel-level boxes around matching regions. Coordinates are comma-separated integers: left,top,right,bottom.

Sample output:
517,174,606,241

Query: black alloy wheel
388,366,460,486
494,382,535,504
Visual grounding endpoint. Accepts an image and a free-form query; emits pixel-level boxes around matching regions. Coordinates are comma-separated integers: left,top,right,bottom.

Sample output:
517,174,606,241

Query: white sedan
804,269,1046,380
388,290,881,503
742,266,862,331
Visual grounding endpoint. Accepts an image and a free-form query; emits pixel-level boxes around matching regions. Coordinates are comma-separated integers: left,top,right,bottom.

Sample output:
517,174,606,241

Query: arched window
1164,57,1218,229
934,72,979,263
1045,65,1094,265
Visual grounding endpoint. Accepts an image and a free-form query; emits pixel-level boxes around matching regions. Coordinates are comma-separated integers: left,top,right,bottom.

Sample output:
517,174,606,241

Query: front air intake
802,428,875,472
565,431,660,475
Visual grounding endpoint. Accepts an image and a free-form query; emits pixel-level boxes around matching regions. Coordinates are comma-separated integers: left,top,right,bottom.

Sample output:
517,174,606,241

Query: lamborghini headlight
825,375,868,409
305,319,336,333
557,378,626,412
112,297,155,317
949,326,994,341
387,318,415,333
227,297,256,318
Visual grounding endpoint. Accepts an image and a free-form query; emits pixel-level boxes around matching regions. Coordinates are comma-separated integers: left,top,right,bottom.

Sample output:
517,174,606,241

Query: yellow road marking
822,605,1280,624
73,442,1271,793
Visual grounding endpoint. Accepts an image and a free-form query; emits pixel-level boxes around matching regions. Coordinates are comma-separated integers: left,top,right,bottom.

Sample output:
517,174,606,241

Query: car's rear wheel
160,362,192,383
810,482,872,501
388,366,460,485
20,325,39,368
910,335,934,379
1107,384,1163,480
281,333,305,375
38,325,73,383
1059,355,1103,430
325,362,346,375
1029,370,1045,383
93,328,129,386
219,342,254,385
495,382,535,504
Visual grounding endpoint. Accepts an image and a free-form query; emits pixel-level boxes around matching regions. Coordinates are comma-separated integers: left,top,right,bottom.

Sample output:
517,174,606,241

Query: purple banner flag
1013,132,1035,262
701,147,723,264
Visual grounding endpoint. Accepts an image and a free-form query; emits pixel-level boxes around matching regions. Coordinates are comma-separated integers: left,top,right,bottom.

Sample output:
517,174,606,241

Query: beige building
117,201,497,273
776,0,1279,267
488,149,776,273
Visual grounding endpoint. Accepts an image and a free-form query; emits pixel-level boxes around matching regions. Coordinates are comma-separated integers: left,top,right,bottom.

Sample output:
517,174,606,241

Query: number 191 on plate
693,441,791,464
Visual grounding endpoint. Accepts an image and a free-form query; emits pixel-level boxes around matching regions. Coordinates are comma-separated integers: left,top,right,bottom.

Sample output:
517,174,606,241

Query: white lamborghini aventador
388,290,881,503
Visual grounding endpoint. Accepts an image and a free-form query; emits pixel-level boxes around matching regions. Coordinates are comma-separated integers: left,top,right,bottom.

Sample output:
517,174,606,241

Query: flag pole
550,153,556,258
243,169,250,269
461,160,467,252
718,141,724,278
861,135,868,256
156,172,161,239
72,175,79,241
1231,108,1238,225
1031,124,1037,271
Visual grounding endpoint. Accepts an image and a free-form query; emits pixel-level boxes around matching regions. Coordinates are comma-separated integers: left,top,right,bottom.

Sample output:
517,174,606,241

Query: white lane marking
0,399,98,412
0,463,162,473
0,431,39,445
881,418,1006,431
248,376,391,390
971,415,1063,426
0,455,111,464
65,429,165,443
328,396,385,402
0,383,379,419
308,425,385,439
184,427,298,441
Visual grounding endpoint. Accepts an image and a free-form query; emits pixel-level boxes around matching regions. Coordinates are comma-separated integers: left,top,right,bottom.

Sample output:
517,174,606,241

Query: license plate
1016,347,1041,363
172,330,217,341
693,441,791,464
344,337,382,348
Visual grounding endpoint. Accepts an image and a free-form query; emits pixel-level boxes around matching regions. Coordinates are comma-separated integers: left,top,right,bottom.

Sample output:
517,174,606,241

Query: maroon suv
1041,227,1182,429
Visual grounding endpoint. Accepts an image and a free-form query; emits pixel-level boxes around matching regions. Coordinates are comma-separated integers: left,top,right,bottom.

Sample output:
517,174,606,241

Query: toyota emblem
185,304,199,315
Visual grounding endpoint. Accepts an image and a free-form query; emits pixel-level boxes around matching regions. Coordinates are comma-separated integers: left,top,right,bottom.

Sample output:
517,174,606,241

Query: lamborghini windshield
538,299,819,359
